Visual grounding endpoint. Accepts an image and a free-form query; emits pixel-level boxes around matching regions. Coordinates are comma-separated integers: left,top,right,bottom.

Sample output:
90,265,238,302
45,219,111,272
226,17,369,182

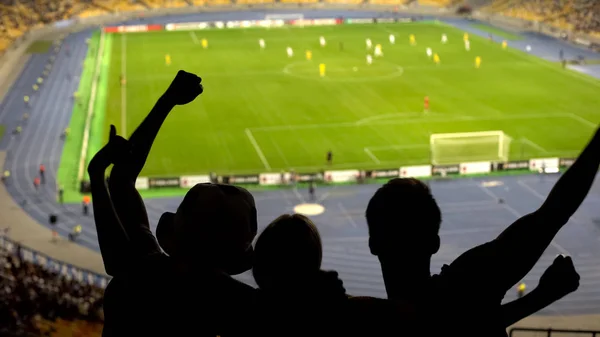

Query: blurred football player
366,38,372,49
424,96,430,113
287,47,294,58
259,39,266,49
464,39,471,51
319,63,326,77
463,32,469,42
426,47,433,58
502,40,508,50
374,44,383,57
320,36,326,47
441,33,448,44
389,34,395,44
475,56,481,69
433,53,440,65
409,34,416,46
165,54,171,66
306,50,312,61
366,54,373,65
201,38,208,49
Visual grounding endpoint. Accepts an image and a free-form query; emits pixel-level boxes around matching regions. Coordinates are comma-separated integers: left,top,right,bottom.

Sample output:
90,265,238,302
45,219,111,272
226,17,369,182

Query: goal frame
429,130,510,165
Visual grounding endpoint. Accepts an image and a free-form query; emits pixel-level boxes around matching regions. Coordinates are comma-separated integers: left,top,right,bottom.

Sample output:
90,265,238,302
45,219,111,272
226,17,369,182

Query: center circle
283,60,404,82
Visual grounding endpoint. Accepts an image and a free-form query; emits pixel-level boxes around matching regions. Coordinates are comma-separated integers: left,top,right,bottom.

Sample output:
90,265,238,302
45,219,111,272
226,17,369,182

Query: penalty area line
364,147,381,164
245,128,271,170
189,31,199,44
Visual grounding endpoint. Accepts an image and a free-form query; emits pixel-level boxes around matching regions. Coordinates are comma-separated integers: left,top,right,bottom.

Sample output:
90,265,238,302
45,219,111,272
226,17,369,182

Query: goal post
430,131,512,165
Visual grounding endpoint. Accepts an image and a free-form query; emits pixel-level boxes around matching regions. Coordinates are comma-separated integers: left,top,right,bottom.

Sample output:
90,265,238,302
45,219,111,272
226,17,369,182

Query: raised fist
538,254,580,300
163,70,203,105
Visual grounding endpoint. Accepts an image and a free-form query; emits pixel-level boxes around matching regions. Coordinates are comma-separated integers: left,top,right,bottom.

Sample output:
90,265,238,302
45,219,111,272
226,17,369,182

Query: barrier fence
510,327,600,337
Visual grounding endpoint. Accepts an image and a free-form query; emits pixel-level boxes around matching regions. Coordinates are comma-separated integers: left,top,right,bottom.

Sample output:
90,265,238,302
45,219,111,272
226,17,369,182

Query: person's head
366,178,441,262
156,183,257,275
253,214,322,291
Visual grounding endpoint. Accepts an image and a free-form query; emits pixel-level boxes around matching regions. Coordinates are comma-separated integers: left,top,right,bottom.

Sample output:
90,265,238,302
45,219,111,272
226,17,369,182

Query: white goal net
430,131,512,165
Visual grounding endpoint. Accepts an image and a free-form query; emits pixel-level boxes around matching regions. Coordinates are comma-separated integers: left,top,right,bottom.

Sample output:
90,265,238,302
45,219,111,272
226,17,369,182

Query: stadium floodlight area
430,131,512,165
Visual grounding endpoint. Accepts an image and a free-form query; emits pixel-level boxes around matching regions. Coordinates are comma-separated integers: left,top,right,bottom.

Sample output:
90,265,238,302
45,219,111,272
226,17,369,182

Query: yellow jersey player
463,32,469,42
409,34,416,46
319,63,326,77
374,44,383,57
502,40,508,50
475,56,481,69
165,54,171,66
433,53,440,65
201,38,208,49
306,50,312,61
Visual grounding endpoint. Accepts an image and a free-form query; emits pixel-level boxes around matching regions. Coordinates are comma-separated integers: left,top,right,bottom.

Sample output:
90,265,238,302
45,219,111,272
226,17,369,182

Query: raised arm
500,255,580,327
108,70,203,252
491,125,600,290
88,125,132,276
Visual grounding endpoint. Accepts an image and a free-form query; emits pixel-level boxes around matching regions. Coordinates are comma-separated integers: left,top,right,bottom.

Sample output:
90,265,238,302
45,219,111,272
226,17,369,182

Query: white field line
337,202,358,228
189,31,199,44
244,128,271,170
249,112,570,133
566,112,596,128
363,147,381,164
121,33,127,136
77,31,106,182
521,137,548,152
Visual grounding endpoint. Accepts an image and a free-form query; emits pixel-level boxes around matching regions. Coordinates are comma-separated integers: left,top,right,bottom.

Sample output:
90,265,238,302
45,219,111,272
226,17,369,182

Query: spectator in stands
366,125,600,335
0,243,104,337
252,214,347,336
88,71,258,337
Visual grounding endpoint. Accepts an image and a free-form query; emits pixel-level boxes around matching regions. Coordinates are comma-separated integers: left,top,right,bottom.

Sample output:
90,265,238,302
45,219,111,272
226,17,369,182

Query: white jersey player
389,34,395,44
441,34,448,44
366,38,372,49
374,44,383,57
259,39,265,49
287,47,294,57
319,36,326,47
426,47,433,58
464,40,470,51
366,54,373,65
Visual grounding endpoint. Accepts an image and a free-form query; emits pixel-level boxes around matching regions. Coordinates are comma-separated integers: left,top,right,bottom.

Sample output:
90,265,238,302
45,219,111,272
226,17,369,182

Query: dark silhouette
326,150,333,165
39,164,45,184
367,125,600,333
89,71,258,337
309,181,316,201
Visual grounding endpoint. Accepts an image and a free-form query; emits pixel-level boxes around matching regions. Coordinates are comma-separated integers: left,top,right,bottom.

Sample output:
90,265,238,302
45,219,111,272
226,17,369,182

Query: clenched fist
163,70,203,105
538,254,580,300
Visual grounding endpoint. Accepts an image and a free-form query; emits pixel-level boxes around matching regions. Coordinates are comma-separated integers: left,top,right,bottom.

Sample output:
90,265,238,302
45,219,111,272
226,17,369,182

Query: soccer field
101,21,600,177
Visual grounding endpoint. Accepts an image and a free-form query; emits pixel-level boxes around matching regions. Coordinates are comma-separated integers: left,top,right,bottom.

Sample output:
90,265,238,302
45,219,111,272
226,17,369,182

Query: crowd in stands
489,0,600,35
0,243,104,336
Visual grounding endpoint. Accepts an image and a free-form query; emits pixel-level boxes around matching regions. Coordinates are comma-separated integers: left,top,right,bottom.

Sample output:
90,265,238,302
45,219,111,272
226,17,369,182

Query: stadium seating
144,0,191,8
369,0,408,5
0,245,104,337
418,0,452,7
236,0,275,5
279,0,321,4
325,0,364,4
95,0,147,12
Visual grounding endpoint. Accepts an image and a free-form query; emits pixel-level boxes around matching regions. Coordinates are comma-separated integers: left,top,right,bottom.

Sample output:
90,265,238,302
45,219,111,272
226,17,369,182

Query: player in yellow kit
433,53,440,65
165,54,171,66
201,38,208,49
475,56,481,69
502,40,508,49
409,34,416,46
319,63,326,77
306,50,312,61
463,32,469,42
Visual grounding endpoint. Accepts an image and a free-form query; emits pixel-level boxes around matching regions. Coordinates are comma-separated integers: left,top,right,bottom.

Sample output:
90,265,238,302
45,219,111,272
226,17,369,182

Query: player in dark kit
326,150,333,165
309,181,316,201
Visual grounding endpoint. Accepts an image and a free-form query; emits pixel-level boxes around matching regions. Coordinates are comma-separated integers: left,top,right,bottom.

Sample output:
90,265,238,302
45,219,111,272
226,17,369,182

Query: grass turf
469,23,524,41
97,21,599,178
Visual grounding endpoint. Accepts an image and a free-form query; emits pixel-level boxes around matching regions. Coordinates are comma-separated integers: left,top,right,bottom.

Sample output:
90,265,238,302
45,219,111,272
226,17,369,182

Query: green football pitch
97,22,599,177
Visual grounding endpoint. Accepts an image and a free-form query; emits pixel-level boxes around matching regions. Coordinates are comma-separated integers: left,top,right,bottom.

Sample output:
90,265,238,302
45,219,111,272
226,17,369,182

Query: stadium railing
0,234,110,288
510,327,600,337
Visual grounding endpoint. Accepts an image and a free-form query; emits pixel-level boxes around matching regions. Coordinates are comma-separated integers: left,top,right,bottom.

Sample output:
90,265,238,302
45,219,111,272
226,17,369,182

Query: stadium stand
325,0,363,4
418,0,452,7
487,0,600,34
94,0,147,12
0,242,103,337
279,0,321,4
369,0,408,5
143,0,190,8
